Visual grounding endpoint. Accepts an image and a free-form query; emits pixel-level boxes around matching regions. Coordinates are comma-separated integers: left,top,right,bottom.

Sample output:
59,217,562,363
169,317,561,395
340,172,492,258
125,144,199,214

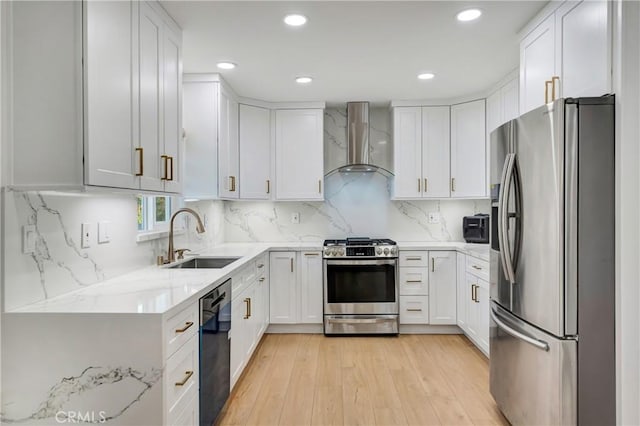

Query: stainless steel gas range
323,238,399,335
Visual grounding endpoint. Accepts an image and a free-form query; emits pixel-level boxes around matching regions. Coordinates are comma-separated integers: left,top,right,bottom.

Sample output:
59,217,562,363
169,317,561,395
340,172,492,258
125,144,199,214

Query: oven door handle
327,317,394,324
325,259,398,266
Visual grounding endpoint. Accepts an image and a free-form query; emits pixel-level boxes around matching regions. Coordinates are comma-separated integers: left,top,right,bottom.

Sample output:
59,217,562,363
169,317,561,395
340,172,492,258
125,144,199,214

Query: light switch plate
98,221,111,244
291,212,300,224
81,223,91,248
22,225,36,254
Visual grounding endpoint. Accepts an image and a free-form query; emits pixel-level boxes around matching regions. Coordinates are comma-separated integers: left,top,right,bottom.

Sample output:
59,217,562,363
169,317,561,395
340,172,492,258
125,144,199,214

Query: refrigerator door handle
491,306,550,352
499,153,517,283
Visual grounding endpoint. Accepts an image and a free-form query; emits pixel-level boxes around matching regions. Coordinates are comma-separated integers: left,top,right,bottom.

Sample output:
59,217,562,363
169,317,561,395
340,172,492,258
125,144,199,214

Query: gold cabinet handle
472,265,482,270
551,76,560,101
424,178,428,193
229,176,236,192
175,370,194,386
405,257,422,261
135,147,144,176
406,308,423,312
431,258,435,272
244,297,250,319
545,80,553,104
304,253,319,257
175,321,194,333
290,258,294,272
418,178,421,193
405,279,423,283
161,155,169,180
451,178,456,192
318,179,322,193
259,277,265,282
258,263,265,268
168,156,174,181
471,284,476,302
266,179,270,194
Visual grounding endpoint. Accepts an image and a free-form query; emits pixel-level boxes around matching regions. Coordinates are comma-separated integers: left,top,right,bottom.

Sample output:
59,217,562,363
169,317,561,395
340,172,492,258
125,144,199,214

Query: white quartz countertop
10,241,488,316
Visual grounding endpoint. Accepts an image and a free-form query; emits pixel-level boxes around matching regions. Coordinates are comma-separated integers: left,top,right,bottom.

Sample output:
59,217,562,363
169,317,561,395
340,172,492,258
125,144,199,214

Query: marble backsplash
225,172,490,243
2,190,224,311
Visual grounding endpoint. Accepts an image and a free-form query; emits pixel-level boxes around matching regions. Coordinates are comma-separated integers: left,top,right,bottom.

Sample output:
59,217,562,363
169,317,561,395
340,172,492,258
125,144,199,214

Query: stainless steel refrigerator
489,96,615,425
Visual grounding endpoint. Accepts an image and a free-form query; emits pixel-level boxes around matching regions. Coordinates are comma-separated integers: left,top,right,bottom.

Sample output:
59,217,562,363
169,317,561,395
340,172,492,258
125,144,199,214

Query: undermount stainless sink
168,257,241,269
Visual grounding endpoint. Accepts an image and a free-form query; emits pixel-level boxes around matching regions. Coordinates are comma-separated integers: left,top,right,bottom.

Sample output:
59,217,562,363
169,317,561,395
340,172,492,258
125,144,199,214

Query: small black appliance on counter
463,214,490,243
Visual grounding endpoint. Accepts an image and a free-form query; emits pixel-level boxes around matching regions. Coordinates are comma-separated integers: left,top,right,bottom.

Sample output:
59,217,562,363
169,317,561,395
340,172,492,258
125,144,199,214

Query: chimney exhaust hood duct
326,102,393,177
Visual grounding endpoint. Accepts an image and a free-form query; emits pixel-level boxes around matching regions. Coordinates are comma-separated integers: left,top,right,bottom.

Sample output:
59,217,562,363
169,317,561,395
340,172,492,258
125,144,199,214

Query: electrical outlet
22,225,36,254
81,223,91,248
291,212,300,224
98,221,111,244
428,212,440,224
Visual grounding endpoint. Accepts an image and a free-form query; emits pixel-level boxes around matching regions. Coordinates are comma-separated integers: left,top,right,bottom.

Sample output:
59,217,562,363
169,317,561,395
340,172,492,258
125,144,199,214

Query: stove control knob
338,248,345,256
326,248,333,256
383,247,390,255
376,247,383,255
390,247,397,255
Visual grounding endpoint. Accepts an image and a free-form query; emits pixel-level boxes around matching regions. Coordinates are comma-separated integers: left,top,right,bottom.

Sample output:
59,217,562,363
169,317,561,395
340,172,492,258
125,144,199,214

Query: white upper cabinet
393,106,450,199
520,0,611,113
487,75,519,134
85,0,139,190
450,99,486,198
6,1,182,193
520,13,556,114
422,107,451,198
218,85,240,199
182,80,218,199
274,109,324,200
239,104,271,200
392,107,422,199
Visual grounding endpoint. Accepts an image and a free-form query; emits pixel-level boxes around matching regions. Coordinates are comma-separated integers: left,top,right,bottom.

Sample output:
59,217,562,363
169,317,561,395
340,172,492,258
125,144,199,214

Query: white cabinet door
183,81,218,198
218,85,240,199
85,0,138,189
275,109,324,200
450,99,486,198
269,252,298,323
428,251,457,325
393,107,422,199
519,13,556,114
476,279,490,355
501,77,520,123
161,21,182,194
456,253,467,330
299,252,323,324
465,273,479,341
230,288,249,388
486,90,503,134
556,0,610,99
422,107,450,198
138,2,164,192
239,104,271,199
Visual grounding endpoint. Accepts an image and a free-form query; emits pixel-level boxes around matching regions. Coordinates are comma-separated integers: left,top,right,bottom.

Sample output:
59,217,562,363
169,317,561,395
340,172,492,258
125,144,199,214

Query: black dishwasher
199,279,231,426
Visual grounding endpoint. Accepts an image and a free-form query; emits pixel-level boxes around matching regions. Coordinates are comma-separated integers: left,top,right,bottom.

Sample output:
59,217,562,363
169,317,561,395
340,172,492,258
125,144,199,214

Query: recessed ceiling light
284,14,307,26
457,8,482,22
216,62,236,70
295,76,313,84
418,73,435,80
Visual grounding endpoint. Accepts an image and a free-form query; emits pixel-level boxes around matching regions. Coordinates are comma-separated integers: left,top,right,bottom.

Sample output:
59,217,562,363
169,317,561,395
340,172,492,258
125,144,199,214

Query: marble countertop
10,241,488,316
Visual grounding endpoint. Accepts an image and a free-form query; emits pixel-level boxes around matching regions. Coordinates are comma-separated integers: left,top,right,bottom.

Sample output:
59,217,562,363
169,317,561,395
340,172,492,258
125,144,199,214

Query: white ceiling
162,1,547,104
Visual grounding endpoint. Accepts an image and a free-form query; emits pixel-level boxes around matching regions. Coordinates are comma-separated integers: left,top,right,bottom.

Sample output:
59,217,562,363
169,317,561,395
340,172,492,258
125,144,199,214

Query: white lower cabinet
269,251,323,324
230,255,270,390
458,254,490,356
399,250,456,325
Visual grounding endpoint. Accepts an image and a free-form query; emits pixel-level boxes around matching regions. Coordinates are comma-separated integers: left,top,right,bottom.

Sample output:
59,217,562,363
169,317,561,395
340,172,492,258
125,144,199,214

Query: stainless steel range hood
327,102,393,177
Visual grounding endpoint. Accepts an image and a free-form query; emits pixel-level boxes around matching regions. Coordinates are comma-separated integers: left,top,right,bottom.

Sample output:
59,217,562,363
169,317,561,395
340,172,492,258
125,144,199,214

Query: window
137,196,174,233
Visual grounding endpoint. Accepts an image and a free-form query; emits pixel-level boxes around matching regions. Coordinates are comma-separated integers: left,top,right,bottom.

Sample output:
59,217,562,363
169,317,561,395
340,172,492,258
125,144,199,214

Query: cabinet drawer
399,267,429,295
466,256,489,281
399,296,429,324
165,303,198,359
166,333,199,416
167,391,198,426
399,251,429,267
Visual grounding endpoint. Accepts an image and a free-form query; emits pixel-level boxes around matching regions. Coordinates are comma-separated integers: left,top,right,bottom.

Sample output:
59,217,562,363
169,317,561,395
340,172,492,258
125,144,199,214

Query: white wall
614,1,640,423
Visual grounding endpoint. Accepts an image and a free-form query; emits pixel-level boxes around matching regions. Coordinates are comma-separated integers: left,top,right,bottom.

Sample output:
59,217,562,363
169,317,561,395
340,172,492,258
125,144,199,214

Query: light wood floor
218,334,509,426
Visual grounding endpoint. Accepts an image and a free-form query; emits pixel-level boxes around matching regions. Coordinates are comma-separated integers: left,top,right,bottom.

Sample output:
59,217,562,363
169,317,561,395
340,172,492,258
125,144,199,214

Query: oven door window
326,263,396,303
